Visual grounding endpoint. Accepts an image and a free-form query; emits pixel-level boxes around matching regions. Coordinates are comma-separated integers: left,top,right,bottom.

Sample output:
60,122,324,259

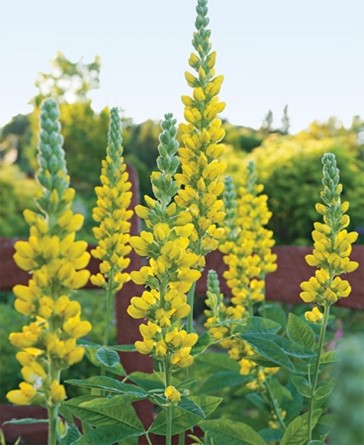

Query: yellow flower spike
301,153,358,306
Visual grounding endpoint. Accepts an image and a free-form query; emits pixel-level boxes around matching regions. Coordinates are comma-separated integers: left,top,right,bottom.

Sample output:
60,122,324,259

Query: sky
1,0,363,132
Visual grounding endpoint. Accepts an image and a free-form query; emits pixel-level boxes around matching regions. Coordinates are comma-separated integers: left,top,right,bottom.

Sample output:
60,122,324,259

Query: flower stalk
299,153,359,441
90,107,133,374
7,99,92,442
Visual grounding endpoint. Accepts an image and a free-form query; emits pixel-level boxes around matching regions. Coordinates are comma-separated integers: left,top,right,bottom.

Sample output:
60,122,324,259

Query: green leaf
2,418,48,425
85,347,126,376
59,424,81,445
308,441,325,445
200,418,267,445
198,370,248,393
65,376,147,398
128,371,168,392
96,347,120,367
259,304,287,329
237,316,282,335
259,428,284,443
149,395,222,435
72,424,143,445
320,350,339,365
287,313,315,351
291,376,312,398
274,336,316,358
280,409,322,445
241,333,295,371
195,352,240,372
110,344,137,352
314,381,335,400
191,332,215,356
65,395,144,431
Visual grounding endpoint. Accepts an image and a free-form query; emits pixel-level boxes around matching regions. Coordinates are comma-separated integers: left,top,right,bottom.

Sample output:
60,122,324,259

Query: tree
260,109,273,134
24,52,101,172
281,104,290,134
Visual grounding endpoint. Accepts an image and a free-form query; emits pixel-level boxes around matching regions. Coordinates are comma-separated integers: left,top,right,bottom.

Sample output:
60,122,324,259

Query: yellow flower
7,382,37,405
164,385,181,403
50,380,66,403
305,307,323,323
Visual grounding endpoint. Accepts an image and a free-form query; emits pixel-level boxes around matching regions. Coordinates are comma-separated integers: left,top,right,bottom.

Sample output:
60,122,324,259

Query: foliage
0,165,40,237
224,128,364,245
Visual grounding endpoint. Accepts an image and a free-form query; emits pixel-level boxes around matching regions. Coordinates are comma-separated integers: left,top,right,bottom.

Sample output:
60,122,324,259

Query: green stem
187,282,196,333
164,359,173,445
265,378,286,431
145,432,153,445
307,304,330,442
47,404,58,445
101,273,115,376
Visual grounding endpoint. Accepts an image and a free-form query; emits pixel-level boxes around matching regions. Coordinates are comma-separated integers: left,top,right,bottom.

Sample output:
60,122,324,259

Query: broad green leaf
85,347,125,376
259,304,287,329
241,334,295,371
72,423,143,445
200,418,267,445
287,313,315,350
291,376,312,398
198,370,248,393
2,418,48,425
128,371,173,392
191,332,215,356
280,409,322,445
111,344,137,352
96,347,120,367
65,395,144,431
178,397,205,419
237,316,281,335
195,352,240,372
59,424,81,445
149,395,222,435
259,427,284,443
308,441,325,444
274,336,316,358
314,381,335,400
65,376,147,398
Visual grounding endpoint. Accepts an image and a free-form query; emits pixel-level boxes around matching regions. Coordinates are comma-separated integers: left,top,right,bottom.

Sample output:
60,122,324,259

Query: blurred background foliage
0,51,363,245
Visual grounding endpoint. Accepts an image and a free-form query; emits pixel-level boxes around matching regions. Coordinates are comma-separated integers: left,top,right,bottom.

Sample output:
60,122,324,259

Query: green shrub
0,165,39,237
249,133,364,244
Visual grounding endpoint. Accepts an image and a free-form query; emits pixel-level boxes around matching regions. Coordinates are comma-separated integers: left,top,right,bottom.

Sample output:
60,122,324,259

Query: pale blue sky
1,0,363,132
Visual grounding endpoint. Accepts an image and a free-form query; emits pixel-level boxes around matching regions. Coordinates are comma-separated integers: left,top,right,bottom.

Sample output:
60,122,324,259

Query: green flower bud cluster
36,99,69,218
222,175,238,243
152,113,180,207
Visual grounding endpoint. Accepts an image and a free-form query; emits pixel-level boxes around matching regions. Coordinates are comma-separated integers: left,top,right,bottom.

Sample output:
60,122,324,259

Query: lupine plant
4,1,360,445
6,99,92,445
177,0,226,333
90,107,133,359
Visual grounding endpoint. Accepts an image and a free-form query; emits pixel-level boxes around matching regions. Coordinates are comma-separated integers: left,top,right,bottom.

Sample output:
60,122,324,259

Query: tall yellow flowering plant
299,152,358,442
90,107,133,356
128,113,200,445
204,165,284,428
177,0,226,332
6,99,91,445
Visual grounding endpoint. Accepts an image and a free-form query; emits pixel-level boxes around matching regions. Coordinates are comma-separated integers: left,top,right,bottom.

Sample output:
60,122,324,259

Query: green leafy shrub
249,134,364,244
0,165,39,237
